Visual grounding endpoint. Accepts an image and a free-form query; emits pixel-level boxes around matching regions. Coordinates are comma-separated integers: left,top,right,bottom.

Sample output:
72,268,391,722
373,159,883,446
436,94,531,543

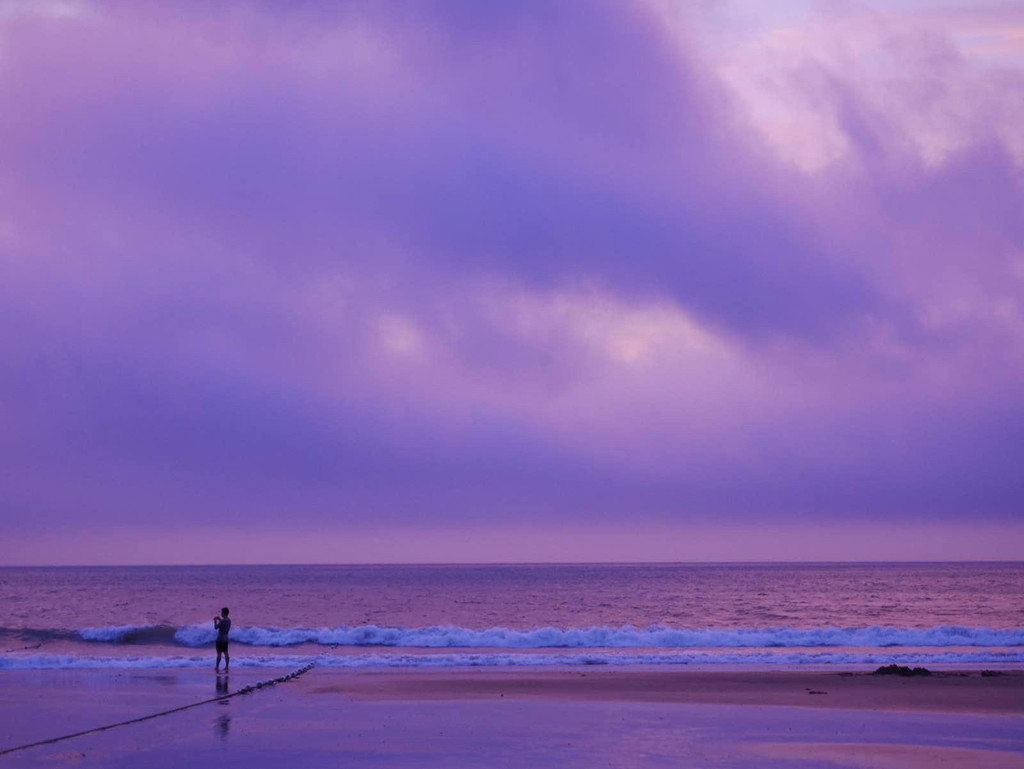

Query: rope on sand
0,661,316,758
1,642,43,654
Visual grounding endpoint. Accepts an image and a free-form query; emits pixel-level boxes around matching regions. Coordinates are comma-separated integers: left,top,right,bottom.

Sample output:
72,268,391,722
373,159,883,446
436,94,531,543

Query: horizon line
2,558,1022,569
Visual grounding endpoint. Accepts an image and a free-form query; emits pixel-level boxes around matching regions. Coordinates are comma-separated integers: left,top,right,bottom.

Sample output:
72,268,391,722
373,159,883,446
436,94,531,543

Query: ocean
1,562,1021,670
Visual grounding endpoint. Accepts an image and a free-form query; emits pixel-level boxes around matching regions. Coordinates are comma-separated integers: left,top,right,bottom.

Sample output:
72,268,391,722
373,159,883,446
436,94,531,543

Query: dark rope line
2,643,43,654
0,662,316,758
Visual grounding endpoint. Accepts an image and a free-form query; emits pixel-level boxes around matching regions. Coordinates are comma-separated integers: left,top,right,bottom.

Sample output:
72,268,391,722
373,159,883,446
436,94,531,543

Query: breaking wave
3,624,1023,650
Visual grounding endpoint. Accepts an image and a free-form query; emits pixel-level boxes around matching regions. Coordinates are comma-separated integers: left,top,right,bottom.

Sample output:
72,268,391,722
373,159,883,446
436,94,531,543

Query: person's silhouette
214,607,231,672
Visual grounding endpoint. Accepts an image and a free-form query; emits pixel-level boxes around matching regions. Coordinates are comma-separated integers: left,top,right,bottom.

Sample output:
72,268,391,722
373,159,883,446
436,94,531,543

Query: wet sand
1,668,1022,768
318,668,1024,714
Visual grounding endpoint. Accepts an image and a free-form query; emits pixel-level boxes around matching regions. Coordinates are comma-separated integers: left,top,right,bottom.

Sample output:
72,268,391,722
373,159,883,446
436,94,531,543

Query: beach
3,564,1021,766
4,0,1023,761
3,667,1022,768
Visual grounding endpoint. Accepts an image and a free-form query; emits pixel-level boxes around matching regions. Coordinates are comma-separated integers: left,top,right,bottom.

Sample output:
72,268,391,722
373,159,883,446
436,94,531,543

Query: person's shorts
216,640,229,654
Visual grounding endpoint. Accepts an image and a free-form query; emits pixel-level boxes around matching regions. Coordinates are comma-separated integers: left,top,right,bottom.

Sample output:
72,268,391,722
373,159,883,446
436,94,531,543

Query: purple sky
2,1,1022,564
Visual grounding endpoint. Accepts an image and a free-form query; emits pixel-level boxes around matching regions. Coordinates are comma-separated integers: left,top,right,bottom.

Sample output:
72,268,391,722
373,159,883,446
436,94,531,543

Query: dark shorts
216,640,229,654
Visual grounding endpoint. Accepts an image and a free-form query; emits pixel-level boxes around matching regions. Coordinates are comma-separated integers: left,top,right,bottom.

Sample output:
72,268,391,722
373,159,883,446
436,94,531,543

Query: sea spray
1,623,1016,650
71,623,1024,649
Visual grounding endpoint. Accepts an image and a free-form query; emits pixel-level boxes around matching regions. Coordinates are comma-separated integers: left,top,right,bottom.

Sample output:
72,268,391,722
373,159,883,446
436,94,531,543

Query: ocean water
1,562,1021,670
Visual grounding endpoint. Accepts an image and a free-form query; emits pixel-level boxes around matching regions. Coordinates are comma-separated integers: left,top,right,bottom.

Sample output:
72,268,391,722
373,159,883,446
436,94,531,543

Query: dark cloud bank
0,1,1021,558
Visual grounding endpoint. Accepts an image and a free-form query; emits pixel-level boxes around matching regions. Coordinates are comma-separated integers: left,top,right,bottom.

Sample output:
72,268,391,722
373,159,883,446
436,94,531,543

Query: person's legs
215,650,222,671
224,648,229,671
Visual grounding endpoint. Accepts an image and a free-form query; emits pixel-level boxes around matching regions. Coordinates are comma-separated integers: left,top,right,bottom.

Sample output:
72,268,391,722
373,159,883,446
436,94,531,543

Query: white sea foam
153,624,1024,649
2,649,1021,671
79,625,165,643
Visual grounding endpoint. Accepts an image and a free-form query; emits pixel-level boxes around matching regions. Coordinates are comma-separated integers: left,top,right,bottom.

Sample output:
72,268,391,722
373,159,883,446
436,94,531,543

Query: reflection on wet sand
216,712,231,740
215,675,231,740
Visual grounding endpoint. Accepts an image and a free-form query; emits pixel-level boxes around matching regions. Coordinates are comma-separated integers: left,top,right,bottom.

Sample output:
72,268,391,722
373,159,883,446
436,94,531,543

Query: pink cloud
1,1,1021,562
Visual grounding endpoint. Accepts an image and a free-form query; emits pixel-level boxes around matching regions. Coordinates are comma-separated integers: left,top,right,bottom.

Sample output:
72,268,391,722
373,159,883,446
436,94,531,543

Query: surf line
0,661,316,758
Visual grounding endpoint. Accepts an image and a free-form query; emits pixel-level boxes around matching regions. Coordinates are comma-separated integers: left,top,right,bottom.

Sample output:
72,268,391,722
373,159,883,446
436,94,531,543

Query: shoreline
5,665,1018,714
2,667,1022,768
304,666,1024,714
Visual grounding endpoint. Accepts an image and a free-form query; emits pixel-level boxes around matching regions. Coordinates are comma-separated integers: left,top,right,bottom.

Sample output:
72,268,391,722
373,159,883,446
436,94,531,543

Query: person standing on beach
214,607,231,672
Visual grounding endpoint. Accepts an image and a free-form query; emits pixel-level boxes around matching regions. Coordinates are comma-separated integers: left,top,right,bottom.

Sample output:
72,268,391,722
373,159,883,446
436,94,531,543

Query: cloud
0,0,889,341
0,1,1021,557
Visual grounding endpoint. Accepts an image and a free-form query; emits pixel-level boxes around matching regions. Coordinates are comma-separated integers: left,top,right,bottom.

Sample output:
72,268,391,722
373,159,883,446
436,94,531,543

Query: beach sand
2,668,1022,768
